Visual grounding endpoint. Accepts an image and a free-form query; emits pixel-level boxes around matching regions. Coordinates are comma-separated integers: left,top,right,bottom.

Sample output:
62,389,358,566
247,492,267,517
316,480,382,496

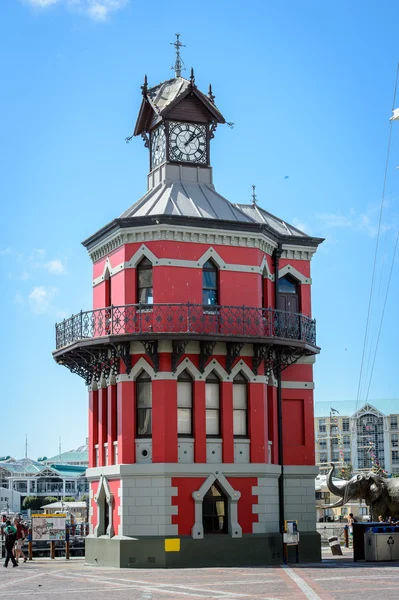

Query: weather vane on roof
251,185,257,206
171,33,186,78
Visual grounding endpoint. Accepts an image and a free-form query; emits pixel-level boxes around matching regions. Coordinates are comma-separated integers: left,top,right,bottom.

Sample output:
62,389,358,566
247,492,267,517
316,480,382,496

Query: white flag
390,108,399,120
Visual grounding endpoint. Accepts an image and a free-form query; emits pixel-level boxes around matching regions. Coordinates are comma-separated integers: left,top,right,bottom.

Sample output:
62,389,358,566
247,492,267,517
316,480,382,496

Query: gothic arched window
137,257,153,305
177,370,193,436
205,371,220,437
136,371,152,437
202,260,218,306
233,372,248,437
202,483,228,534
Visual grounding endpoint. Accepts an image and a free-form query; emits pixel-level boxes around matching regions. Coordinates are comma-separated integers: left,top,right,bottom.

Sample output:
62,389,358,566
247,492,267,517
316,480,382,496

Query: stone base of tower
85,533,281,568
85,532,321,568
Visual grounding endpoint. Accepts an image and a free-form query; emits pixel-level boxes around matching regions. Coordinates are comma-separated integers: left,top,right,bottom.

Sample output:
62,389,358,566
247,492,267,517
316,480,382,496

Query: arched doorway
202,483,228,534
277,275,299,313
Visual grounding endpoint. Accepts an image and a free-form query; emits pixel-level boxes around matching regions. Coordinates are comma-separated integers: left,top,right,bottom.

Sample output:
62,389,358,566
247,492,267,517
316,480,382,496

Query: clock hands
184,132,198,146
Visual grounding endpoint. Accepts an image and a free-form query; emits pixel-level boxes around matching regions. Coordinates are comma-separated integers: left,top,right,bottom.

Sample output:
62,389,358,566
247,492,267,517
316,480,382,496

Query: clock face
168,122,207,164
151,125,166,168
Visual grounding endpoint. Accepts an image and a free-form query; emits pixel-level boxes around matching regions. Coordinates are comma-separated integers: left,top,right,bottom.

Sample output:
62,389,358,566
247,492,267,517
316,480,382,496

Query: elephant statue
325,463,399,521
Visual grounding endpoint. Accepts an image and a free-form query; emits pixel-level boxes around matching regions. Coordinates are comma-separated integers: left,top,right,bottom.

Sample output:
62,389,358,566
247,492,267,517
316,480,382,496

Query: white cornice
89,223,278,263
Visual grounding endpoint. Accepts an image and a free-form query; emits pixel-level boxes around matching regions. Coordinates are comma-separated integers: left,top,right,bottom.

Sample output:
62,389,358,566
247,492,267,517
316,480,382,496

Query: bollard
328,535,343,556
28,528,32,561
344,526,349,548
50,541,55,559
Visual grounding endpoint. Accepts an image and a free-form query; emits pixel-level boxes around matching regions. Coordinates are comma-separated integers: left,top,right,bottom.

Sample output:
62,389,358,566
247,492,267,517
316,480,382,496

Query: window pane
278,277,297,294
138,269,152,287
137,408,152,435
206,383,219,408
178,382,192,408
206,409,219,435
137,381,151,407
203,290,217,305
139,288,153,304
234,410,247,436
233,384,247,409
203,270,217,288
178,408,192,434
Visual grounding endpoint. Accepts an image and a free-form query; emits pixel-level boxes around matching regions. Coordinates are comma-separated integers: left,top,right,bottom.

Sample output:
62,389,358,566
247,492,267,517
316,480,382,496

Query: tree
339,463,353,481
63,497,76,503
22,496,43,511
43,496,58,505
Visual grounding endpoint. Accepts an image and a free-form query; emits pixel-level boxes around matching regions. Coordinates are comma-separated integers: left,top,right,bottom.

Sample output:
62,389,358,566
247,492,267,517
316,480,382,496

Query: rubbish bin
364,531,399,561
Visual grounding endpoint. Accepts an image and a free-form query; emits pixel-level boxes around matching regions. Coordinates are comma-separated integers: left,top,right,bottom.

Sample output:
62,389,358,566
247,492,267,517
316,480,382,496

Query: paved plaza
1,550,399,600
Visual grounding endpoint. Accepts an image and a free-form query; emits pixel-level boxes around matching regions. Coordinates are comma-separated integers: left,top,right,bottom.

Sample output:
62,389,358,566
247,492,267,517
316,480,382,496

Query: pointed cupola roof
134,75,225,136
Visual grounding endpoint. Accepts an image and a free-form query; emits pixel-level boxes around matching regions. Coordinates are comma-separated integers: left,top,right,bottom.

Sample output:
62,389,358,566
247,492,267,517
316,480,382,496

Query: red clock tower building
54,40,323,567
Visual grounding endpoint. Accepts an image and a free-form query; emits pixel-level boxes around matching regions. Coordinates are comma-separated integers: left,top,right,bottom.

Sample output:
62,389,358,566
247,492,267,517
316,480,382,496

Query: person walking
3,520,18,568
14,518,27,563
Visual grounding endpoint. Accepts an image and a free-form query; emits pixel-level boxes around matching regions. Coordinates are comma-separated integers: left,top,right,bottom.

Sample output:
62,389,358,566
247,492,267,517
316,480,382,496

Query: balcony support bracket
273,346,308,376
199,341,217,373
226,342,244,374
252,344,272,376
172,340,189,372
142,340,159,372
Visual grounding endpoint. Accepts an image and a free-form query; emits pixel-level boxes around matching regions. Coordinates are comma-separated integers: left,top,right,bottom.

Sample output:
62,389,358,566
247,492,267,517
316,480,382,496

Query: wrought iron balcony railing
55,303,317,350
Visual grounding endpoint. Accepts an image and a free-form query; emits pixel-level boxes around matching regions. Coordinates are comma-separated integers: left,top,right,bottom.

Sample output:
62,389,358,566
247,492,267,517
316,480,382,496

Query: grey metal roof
147,77,191,113
121,181,255,223
235,203,309,238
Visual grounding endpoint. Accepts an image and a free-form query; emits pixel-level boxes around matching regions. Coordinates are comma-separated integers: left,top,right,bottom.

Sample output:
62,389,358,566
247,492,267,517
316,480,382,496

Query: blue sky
1,0,399,458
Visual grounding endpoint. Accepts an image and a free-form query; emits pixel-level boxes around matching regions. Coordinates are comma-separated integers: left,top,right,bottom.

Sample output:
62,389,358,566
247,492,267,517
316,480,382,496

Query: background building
315,403,399,476
0,457,89,509
53,41,323,568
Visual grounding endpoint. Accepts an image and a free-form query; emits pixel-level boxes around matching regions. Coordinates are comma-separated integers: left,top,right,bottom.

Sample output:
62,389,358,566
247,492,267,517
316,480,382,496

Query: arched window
177,370,193,436
205,371,220,437
104,269,111,308
137,257,153,305
136,371,152,437
233,373,248,437
202,483,228,534
202,260,218,306
277,275,299,313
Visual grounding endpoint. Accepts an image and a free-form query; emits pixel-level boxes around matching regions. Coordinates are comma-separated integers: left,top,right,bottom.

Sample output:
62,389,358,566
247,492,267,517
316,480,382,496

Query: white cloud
0,247,12,256
44,259,66,275
292,218,311,235
19,271,32,281
15,292,25,305
23,0,59,6
28,286,59,314
21,0,129,20
318,213,352,229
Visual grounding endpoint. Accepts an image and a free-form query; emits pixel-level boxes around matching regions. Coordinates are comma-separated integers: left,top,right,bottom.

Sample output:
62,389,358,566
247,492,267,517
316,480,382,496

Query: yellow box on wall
164,538,180,552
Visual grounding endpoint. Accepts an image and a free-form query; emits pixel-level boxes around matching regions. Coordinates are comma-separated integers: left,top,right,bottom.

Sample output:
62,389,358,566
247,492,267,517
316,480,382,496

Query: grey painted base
85,532,321,568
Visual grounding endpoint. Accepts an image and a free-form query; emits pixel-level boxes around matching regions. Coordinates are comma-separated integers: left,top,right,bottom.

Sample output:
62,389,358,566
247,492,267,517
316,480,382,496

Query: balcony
55,303,317,350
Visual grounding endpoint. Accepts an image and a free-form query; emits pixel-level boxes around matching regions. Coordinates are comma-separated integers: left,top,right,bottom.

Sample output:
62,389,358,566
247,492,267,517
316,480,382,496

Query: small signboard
31,514,66,541
284,520,299,546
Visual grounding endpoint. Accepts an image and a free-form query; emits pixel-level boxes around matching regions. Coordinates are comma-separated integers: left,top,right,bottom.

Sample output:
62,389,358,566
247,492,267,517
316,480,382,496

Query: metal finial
141,74,148,97
170,33,186,78
208,84,215,104
190,67,195,86
251,185,257,205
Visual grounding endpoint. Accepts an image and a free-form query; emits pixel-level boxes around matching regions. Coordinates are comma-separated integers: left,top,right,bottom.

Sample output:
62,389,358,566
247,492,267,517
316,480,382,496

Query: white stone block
151,515,171,525
151,496,172,506
135,478,153,488
162,505,178,515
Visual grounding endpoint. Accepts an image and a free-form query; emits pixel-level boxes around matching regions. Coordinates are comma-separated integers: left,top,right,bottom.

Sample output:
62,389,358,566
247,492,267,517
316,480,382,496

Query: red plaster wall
282,363,313,382
282,389,315,465
171,477,205,535
171,476,258,535
108,480,120,534
227,477,258,534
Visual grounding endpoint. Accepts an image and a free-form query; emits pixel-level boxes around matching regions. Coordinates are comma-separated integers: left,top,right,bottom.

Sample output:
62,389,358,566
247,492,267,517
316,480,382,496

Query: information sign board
31,513,66,541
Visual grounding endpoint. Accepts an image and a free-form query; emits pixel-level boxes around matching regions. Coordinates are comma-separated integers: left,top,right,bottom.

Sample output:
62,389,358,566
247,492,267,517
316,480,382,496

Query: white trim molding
278,264,311,284
93,474,114,538
191,472,242,539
